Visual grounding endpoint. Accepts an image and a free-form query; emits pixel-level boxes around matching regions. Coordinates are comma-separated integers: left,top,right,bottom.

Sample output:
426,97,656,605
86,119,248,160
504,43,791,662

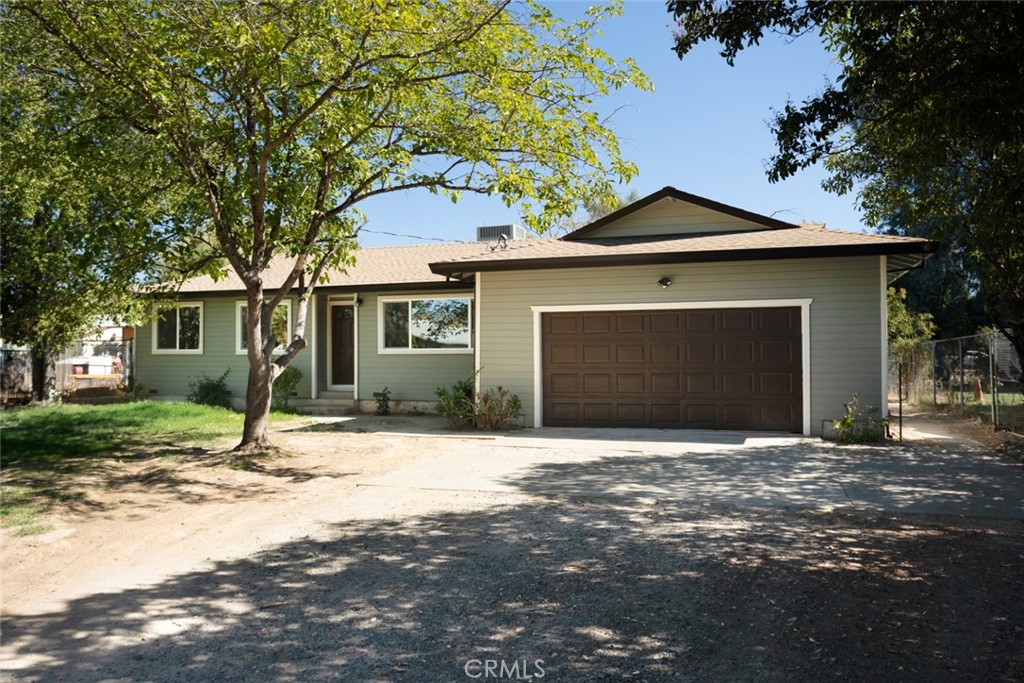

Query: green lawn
0,401,296,465
0,401,301,535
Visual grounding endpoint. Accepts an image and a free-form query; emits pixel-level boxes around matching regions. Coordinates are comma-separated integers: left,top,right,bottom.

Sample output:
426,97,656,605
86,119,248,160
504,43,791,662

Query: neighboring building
1,319,134,403
136,187,934,435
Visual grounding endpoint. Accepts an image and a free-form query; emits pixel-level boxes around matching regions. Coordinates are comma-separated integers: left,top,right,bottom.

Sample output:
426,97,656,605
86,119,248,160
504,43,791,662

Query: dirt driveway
2,416,1022,682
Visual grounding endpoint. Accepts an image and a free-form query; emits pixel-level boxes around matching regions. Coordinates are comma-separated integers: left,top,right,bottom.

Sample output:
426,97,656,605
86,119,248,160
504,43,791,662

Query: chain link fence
890,332,1023,434
1,338,134,406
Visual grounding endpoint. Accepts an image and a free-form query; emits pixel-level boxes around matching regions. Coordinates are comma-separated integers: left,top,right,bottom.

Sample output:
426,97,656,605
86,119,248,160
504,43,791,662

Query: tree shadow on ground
0,443,299,517
486,439,1024,519
3,490,1021,682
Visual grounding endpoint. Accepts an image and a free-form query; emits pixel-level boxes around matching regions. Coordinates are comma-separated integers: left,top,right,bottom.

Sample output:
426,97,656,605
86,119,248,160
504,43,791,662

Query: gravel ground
4,499,1023,681
2,418,1023,682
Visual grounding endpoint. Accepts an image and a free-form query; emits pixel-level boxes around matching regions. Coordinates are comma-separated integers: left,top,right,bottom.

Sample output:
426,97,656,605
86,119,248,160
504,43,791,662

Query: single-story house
137,187,934,435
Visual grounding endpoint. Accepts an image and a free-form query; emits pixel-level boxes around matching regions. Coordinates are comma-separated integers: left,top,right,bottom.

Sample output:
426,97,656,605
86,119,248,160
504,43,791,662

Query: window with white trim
380,296,472,352
153,303,203,354
236,300,292,354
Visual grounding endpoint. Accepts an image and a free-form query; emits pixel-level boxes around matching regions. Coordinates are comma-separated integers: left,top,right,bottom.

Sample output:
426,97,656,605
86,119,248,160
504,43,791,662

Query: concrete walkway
359,415,1024,519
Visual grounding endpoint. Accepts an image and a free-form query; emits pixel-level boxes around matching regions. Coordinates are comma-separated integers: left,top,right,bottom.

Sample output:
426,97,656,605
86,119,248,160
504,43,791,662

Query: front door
330,304,355,386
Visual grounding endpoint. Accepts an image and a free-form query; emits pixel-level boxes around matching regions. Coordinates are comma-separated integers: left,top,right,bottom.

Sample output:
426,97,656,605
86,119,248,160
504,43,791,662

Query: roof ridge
807,225,926,241
356,239,482,251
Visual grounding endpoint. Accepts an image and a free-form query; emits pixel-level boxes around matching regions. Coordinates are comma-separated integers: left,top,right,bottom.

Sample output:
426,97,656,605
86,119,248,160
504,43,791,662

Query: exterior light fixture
657,277,672,289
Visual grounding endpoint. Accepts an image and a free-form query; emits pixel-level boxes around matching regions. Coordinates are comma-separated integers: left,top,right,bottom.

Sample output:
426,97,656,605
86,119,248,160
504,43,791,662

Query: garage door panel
759,307,794,331
616,403,646,424
650,313,680,333
548,403,580,423
723,342,755,363
686,341,717,363
760,372,794,394
549,373,579,393
617,374,645,393
652,343,680,362
617,344,645,363
684,311,716,332
616,314,646,333
686,404,717,425
583,314,612,334
542,308,802,432
651,373,680,393
651,404,681,424
760,340,795,363
722,373,755,393
722,309,754,331
549,316,579,334
722,404,755,426
549,345,578,364
761,405,796,430
583,373,612,393
583,403,612,422
685,372,716,393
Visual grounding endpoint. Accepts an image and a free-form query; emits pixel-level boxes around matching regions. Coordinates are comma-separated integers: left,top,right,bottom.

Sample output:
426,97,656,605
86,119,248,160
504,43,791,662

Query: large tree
0,20,184,400
668,1,1024,380
10,0,649,449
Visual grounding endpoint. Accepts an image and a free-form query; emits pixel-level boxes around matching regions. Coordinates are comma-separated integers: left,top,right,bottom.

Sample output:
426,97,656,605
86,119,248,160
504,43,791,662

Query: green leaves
669,0,1024,376
1,9,185,354
888,288,936,362
7,0,649,435
15,0,648,264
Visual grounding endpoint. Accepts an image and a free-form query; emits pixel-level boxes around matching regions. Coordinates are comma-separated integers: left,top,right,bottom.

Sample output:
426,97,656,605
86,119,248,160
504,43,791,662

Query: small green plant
272,366,303,409
187,369,232,409
832,392,887,443
373,387,392,416
435,376,476,427
127,380,149,402
435,376,522,430
474,386,522,430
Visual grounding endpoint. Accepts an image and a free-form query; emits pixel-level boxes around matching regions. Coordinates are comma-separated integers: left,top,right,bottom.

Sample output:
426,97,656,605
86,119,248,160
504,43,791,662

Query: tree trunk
236,286,276,452
234,286,310,452
29,347,52,403
237,353,275,452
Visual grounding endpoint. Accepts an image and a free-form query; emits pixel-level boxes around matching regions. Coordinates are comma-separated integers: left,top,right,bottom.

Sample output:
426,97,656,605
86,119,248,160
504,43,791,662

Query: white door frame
326,299,358,392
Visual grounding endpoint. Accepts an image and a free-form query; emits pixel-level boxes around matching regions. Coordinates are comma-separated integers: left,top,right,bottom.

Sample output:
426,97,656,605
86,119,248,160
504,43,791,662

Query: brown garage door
542,308,802,432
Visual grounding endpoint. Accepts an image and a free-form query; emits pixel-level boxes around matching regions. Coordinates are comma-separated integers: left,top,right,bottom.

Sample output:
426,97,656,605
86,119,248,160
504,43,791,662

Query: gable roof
175,241,491,294
170,187,936,294
563,186,799,239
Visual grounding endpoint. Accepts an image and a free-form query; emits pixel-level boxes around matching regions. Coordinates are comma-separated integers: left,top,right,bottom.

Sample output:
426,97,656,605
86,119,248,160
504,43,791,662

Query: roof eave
166,280,473,297
430,241,937,277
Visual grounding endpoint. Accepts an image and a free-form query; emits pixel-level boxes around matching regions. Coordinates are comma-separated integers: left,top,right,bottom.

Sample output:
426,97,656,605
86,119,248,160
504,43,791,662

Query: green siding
354,291,474,401
591,197,769,237
477,256,885,434
136,295,313,404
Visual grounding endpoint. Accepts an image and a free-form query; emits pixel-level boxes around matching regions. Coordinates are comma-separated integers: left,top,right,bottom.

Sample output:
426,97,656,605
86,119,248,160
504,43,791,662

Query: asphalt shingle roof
175,241,493,293
172,224,932,293
428,225,933,275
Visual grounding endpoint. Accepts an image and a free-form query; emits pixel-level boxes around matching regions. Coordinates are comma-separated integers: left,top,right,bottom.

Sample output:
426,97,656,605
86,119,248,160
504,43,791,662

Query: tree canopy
8,0,649,446
668,1,1024,377
0,18,186,398
887,287,936,364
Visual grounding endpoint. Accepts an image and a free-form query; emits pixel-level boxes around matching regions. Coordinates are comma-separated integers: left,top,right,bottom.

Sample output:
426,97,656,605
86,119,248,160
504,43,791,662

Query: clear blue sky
357,1,855,248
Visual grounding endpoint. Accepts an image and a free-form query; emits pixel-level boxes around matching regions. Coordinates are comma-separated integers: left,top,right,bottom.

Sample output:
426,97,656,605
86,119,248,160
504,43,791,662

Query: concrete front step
317,390,355,399
292,397,356,416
